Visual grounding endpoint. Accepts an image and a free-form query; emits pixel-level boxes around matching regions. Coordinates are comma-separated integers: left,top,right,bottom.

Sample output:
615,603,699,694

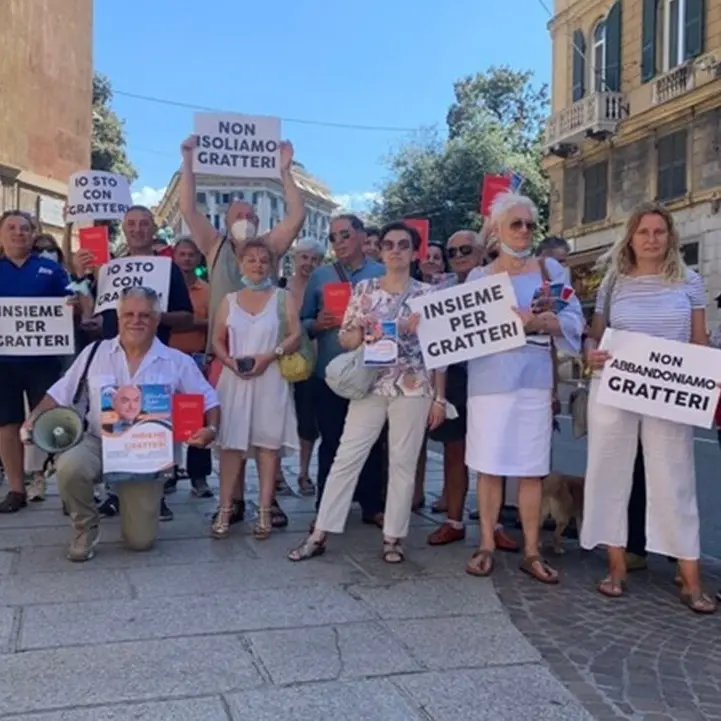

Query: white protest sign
408,273,526,370
597,328,721,428
0,298,75,356
94,256,172,314
193,113,281,178
66,171,133,223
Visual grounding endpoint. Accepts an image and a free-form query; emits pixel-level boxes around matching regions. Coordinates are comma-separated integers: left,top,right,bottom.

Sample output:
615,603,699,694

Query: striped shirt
595,268,705,343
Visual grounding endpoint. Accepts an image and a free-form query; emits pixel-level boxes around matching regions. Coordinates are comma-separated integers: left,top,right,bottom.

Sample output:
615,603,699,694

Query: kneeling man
23,287,220,562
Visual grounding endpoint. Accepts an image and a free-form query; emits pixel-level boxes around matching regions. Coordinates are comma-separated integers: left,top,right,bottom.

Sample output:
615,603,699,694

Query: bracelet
432,398,446,408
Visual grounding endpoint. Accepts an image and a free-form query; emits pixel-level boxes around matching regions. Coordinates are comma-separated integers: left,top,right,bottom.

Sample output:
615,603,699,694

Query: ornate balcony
543,92,626,155
651,63,695,105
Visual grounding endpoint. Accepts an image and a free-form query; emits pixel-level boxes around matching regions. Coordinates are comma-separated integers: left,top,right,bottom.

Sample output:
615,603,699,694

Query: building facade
154,163,338,265
0,0,93,239
543,0,721,319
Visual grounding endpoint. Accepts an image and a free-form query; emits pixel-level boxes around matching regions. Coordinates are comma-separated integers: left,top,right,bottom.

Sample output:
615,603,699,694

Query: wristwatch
274,345,285,358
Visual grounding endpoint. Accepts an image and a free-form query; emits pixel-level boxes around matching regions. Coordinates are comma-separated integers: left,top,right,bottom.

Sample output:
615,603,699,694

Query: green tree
375,66,550,241
91,73,137,182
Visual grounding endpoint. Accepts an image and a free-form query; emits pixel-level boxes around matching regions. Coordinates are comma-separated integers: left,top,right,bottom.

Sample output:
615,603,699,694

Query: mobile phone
236,356,255,373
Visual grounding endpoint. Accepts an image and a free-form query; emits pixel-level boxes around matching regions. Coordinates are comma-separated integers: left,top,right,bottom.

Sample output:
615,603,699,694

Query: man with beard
178,135,306,529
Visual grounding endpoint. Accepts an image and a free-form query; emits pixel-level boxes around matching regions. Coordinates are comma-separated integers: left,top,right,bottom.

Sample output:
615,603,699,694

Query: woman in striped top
582,202,715,614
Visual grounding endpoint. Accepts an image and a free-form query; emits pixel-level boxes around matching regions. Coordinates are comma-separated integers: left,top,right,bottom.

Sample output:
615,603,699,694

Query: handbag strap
275,289,289,344
538,259,560,399
333,261,350,283
602,273,616,328
72,340,102,406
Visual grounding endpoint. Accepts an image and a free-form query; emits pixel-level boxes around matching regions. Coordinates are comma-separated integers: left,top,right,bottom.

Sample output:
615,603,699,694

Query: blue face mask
241,275,273,291
500,242,533,259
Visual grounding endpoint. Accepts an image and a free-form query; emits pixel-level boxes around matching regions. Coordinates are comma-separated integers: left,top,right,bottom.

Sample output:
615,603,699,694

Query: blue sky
94,0,552,212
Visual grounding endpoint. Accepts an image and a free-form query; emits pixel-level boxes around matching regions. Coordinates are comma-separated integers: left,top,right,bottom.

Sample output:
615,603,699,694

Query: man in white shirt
22,287,220,562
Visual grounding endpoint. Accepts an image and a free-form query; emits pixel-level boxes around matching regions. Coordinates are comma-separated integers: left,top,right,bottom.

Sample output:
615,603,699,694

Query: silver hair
117,287,162,315
448,229,482,247
488,191,539,225
294,238,324,256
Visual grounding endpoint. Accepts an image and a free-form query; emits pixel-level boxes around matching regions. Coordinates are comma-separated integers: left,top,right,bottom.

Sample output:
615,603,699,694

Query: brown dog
540,472,585,554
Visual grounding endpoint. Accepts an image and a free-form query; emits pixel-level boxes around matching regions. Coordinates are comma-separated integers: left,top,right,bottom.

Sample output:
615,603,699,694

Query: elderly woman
289,221,446,564
582,202,715,613
211,238,301,540
463,192,584,582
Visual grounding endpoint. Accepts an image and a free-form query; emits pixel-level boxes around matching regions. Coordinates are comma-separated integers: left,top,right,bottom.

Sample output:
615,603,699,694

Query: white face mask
230,219,257,242
39,250,59,263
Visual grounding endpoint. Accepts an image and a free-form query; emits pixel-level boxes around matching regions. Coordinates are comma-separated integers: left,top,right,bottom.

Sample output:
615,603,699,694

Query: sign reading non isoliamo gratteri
94,257,172,315
192,113,281,178
0,298,75,356
596,328,721,428
408,273,526,370
65,171,133,223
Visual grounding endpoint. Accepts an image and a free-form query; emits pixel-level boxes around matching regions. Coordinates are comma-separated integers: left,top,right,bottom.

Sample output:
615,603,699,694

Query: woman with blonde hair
463,192,584,582
582,202,714,613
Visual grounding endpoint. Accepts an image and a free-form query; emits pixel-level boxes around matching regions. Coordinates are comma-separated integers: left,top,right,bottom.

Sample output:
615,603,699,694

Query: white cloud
332,191,381,213
131,186,167,209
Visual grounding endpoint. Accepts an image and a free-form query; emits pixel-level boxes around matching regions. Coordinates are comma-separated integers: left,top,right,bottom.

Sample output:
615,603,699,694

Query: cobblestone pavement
0,457,590,721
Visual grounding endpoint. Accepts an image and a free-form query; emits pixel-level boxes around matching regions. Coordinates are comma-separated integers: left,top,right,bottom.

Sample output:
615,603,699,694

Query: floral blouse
341,277,434,398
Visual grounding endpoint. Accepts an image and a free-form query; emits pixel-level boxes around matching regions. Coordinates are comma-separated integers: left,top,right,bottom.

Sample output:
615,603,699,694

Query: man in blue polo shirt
73,205,193,520
301,214,387,526
0,211,72,513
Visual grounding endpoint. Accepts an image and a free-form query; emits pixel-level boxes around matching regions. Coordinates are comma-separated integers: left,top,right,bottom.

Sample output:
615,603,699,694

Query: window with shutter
582,161,609,223
605,1,623,92
656,130,688,201
591,21,607,92
684,0,705,60
641,0,657,82
572,30,586,102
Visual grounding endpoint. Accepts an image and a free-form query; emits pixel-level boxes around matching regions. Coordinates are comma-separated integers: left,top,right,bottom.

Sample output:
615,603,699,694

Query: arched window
591,19,607,92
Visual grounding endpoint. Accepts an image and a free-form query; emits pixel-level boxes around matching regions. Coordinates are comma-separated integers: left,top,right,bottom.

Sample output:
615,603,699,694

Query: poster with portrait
100,384,174,475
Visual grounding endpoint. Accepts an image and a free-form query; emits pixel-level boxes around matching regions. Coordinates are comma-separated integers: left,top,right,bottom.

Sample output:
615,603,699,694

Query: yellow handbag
276,290,315,383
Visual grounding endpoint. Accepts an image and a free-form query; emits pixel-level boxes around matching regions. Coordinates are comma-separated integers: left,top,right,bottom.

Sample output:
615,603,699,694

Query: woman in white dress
582,202,715,613
211,239,301,540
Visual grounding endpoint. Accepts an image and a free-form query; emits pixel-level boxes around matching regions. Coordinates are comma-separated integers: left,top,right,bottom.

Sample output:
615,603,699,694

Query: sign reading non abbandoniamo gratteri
94,257,172,314
0,298,75,356
597,328,721,428
408,273,525,370
192,113,281,178
65,171,133,223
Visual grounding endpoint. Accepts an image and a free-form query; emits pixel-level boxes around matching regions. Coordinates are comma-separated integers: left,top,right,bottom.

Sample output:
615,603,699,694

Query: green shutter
684,0,705,60
605,1,622,92
641,0,656,83
572,29,586,102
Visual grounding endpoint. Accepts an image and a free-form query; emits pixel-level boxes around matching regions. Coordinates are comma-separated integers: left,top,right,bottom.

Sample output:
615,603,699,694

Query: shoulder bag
568,273,616,439
275,289,316,383
325,277,414,401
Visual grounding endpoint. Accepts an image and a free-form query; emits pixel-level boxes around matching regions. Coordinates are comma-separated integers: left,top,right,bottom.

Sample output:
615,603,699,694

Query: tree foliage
91,73,137,182
374,66,550,242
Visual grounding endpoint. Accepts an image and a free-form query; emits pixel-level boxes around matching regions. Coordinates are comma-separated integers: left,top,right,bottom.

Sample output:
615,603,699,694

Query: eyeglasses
447,244,474,259
509,219,537,232
329,229,352,244
380,238,412,252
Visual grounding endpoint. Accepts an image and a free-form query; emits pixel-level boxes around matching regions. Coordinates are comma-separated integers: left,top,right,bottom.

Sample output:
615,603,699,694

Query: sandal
270,500,289,528
297,476,315,497
382,539,405,564
253,507,272,540
466,548,494,577
0,490,27,514
520,555,560,584
680,590,717,614
288,535,326,562
276,475,293,496
597,576,627,598
211,506,233,539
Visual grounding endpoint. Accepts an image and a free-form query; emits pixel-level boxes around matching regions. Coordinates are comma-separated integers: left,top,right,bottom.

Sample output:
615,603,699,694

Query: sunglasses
509,219,537,232
447,244,474,259
380,238,412,252
329,229,353,244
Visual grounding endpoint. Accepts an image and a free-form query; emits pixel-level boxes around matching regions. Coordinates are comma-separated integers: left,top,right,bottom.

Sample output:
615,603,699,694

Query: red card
323,282,352,321
560,285,575,301
403,218,429,260
78,226,110,265
172,394,204,442
480,174,512,218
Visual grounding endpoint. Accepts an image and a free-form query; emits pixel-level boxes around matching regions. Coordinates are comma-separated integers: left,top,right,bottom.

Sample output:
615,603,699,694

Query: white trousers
316,394,431,539
580,380,700,560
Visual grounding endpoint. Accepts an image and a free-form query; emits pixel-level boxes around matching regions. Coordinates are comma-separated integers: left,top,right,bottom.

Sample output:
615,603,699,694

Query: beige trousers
316,394,431,539
56,435,164,552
